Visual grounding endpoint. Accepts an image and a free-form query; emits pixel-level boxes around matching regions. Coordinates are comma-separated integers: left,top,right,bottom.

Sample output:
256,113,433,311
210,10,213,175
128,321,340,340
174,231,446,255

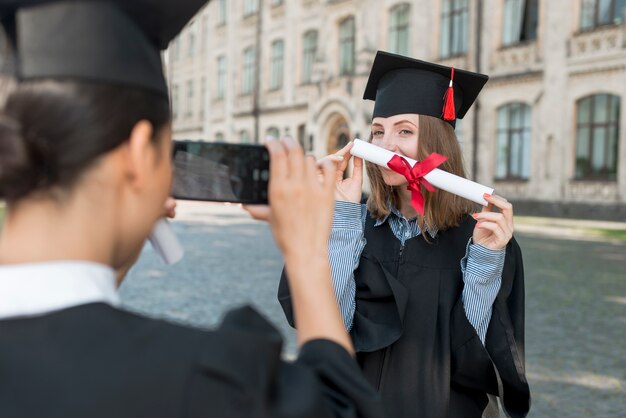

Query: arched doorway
323,113,352,179
326,114,351,155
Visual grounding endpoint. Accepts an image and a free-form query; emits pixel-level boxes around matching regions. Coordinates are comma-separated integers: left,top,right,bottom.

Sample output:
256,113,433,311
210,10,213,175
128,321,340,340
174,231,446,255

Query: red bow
387,153,448,215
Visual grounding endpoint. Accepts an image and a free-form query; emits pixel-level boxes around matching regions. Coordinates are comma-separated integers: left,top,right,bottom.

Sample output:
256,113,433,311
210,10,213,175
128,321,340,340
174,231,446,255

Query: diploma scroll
149,218,185,265
351,139,494,207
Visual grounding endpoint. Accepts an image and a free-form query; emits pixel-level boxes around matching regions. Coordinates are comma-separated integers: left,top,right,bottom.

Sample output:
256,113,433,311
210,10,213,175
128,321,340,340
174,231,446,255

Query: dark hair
0,79,171,201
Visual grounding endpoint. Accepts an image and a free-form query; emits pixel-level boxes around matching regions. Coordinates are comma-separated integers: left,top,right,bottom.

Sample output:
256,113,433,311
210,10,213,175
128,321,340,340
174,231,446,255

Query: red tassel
443,67,456,121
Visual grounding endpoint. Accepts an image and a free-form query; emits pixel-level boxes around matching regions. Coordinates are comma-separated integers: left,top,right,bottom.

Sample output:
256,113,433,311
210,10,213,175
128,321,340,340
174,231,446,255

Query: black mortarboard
0,0,209,96
363,51,489,126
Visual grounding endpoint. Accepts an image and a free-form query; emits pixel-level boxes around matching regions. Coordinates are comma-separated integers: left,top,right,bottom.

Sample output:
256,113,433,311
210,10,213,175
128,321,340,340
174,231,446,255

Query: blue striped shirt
329,200,504,344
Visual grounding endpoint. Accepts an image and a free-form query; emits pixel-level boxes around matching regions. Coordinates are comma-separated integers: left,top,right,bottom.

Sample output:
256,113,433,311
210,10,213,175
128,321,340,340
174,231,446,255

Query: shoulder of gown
184,305,385,418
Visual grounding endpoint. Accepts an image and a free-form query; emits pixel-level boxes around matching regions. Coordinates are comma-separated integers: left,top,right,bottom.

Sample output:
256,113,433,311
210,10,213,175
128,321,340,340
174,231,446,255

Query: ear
125,120,155,191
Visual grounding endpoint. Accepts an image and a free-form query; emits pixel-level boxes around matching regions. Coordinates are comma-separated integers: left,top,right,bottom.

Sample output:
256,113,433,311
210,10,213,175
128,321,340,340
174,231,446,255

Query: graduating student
279,51,531,418
0,1,385,417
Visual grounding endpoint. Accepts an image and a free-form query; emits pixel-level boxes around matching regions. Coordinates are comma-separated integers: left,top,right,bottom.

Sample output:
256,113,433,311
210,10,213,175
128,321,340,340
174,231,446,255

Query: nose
377,131,398,152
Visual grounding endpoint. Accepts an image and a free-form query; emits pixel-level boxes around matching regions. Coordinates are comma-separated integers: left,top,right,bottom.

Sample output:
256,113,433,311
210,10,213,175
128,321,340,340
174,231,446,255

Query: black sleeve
279,254,409,355
449,238,531,418
485,238,531,417
277,267,296,328
183,306,385,418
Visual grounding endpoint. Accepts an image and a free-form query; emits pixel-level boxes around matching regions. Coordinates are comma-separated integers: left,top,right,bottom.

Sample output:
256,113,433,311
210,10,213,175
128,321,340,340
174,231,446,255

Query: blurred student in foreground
0,1,384,417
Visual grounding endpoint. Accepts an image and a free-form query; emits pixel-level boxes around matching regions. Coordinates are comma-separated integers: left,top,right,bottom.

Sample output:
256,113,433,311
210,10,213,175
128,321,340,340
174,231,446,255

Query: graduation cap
363,51,489,126
0,0,209,96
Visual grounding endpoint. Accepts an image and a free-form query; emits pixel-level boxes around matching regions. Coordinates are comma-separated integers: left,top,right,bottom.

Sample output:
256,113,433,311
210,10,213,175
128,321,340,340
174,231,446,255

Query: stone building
173,0,626,219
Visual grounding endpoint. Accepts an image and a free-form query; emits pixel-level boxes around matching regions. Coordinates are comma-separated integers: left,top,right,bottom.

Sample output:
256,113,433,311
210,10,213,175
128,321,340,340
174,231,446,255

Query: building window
266,127,280,139
297,124,306,148
188,24,195,57
440,0,469,58
240,130,252,144
581,0,626,30
495,103,532,180
174,37,181,61
302,30,318,83
389,3,411,55
242,47,256,95
215,132,225,142
502,0,539,46
339,17,355,75
172,84,179,119
199,76,206,118
185,81,193,118
218,0,227,25
270,40,285,90
216,55,227,100
201,16,208,53
243,0,259,17
575,94,620,180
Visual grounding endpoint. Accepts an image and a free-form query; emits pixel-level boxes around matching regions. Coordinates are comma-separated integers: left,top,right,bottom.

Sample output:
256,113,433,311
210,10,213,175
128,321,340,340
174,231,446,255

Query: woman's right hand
244,137,337,258
318,142,363,204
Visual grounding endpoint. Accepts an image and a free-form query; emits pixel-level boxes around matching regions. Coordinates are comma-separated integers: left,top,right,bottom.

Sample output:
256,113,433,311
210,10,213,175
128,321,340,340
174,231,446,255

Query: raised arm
246,137,353,353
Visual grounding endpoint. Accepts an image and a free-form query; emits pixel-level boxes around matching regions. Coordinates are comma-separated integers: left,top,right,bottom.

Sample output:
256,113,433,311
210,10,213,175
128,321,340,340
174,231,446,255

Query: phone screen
171,141,269,204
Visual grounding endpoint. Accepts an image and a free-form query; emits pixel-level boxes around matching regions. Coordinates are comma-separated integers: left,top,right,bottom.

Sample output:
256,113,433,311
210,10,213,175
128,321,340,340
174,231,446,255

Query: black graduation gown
0,303,384,418
278,215,530,418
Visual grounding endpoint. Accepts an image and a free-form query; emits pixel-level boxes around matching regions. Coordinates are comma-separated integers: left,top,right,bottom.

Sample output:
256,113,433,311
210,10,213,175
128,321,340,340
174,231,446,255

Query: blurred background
164,0,626,221
2,0,626,219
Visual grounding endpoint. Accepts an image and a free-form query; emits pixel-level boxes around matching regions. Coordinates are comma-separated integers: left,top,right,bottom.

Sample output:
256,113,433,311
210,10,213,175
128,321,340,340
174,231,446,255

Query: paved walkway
120,201,626,417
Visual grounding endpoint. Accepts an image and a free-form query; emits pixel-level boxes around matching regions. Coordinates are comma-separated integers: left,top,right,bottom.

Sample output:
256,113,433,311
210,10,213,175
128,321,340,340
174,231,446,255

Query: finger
318,159,336,190
335,154,352,182
242,204,271,221
480,198,494,213
351,157,364,183
317,154,345,165
473,212,506,223
484,193,514,230
332,143,354,181
264,138,288,180
305,155,318,183
475,221,507,248
282,136,304,180
473,212,511,237
335,141,354,157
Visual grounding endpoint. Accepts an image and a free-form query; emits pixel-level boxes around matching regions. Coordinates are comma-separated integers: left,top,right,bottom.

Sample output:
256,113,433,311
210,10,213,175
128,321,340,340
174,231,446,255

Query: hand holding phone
246,137,354,353
244,138,336,251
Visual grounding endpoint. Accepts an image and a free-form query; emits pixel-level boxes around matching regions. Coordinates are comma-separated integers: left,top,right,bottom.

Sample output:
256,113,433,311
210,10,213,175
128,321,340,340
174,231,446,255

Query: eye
399,129,414,135
371,130,384,138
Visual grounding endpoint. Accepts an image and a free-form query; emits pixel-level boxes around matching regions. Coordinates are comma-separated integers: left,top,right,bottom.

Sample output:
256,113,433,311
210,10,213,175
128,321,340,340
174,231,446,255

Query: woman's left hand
472,194,514,250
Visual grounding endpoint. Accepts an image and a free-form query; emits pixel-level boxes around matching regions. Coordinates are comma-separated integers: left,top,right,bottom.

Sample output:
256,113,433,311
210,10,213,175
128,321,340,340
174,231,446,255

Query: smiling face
365,113,476,229
370,113,420,187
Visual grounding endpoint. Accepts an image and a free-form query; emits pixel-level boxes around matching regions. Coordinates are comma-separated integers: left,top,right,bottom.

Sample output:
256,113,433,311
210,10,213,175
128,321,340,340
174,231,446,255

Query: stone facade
166,0,626,220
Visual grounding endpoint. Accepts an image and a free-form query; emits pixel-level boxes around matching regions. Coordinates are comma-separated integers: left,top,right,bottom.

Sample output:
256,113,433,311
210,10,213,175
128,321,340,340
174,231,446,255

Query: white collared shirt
0,261,119,320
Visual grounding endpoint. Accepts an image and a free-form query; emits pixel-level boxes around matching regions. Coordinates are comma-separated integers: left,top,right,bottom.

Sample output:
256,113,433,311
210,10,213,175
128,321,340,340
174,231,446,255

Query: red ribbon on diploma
387,153,448,215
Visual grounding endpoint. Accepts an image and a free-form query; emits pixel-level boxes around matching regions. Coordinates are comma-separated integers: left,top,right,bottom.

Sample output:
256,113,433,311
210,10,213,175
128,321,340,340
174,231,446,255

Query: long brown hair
366,114,476,236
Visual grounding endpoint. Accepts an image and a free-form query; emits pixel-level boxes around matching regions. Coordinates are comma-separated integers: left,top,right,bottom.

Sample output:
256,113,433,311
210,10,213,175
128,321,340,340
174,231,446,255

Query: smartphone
171,140,270,204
